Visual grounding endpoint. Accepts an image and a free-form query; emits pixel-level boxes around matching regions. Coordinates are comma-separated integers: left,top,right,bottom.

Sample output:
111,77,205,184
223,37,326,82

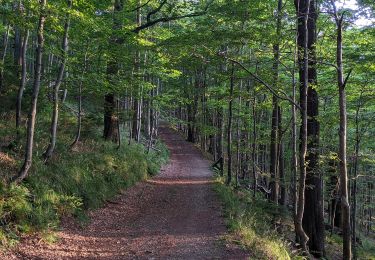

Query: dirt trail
11,125,249,259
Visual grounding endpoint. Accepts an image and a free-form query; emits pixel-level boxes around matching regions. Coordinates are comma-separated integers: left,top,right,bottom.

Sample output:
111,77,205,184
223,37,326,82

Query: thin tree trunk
334,10,351,259
12,0,47,184
252,91,257,198
235,80,242,187
0,24,10,91
351,92,362,259
226,64,235,186
292,22,299,235
278,107,286,205
270,0,282,203
44,0,72,162
71,52,88,148
16,29,29,139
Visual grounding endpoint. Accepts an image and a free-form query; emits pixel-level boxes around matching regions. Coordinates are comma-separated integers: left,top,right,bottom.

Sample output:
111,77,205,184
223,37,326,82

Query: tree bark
270,0,282,203
226,64,235,186
252,90,257,198
12,0,47,184
295,0,325,255
294,0,310,252
103,0,123,142
0,24,10,91
334,10,351,259
278,107,286,205
351,92,362,259
71,52,88,148
16,29,29,139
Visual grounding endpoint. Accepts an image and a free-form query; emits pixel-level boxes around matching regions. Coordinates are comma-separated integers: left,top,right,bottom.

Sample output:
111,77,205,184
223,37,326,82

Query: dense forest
0,0,374,259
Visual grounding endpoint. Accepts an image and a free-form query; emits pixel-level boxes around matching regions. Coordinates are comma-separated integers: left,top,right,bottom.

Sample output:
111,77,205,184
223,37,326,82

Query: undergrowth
0,101,169,248
214,176,295,260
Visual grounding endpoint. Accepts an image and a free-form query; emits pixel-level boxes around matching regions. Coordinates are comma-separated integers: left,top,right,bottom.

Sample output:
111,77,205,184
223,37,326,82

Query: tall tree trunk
131,0,142,142
103,0,123,141
270,0,282,203
226,64,235,185
0,24,10,91
278,107,286,205
295,0,325,255
294,0,310,252
252,90,257,198
291,20,299,240
270,94,279,202
16,29,29,139
71,52,88,148
44,0,72,162
12,0,47,184
334,11,351,259
351,92,362,259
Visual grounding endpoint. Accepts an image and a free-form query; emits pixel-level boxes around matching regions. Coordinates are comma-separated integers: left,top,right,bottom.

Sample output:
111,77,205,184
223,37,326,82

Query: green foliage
0,138,168,247
214,177,292,260
358,238,375,260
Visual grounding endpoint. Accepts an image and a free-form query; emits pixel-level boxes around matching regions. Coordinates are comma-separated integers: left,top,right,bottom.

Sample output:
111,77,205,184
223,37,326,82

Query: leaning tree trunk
12,0,47,184
44,0,72,162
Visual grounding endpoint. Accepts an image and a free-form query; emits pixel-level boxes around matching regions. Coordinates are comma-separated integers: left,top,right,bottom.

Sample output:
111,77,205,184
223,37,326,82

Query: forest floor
9,125,249,259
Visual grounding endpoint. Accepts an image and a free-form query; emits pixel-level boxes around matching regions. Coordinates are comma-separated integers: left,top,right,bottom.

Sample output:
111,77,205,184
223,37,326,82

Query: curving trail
12,125,249,260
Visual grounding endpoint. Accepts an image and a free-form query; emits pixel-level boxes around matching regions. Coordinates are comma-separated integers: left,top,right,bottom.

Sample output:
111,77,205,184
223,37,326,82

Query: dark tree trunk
295,0,325,256
103,0,123,142
294,0,310,253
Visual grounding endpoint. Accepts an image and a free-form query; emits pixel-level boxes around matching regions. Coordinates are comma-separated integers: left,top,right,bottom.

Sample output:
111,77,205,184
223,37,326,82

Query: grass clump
0,138,169,247
214,177,292,260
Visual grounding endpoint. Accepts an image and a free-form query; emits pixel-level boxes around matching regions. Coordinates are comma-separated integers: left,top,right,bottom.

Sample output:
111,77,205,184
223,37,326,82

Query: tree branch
132,1,212,33
342,68,352,89
226,57,302,111
146,0,168,23
127,0,152,13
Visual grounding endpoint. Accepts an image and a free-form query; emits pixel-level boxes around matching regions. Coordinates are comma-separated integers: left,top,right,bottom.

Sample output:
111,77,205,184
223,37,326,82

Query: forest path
13,125,249,259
